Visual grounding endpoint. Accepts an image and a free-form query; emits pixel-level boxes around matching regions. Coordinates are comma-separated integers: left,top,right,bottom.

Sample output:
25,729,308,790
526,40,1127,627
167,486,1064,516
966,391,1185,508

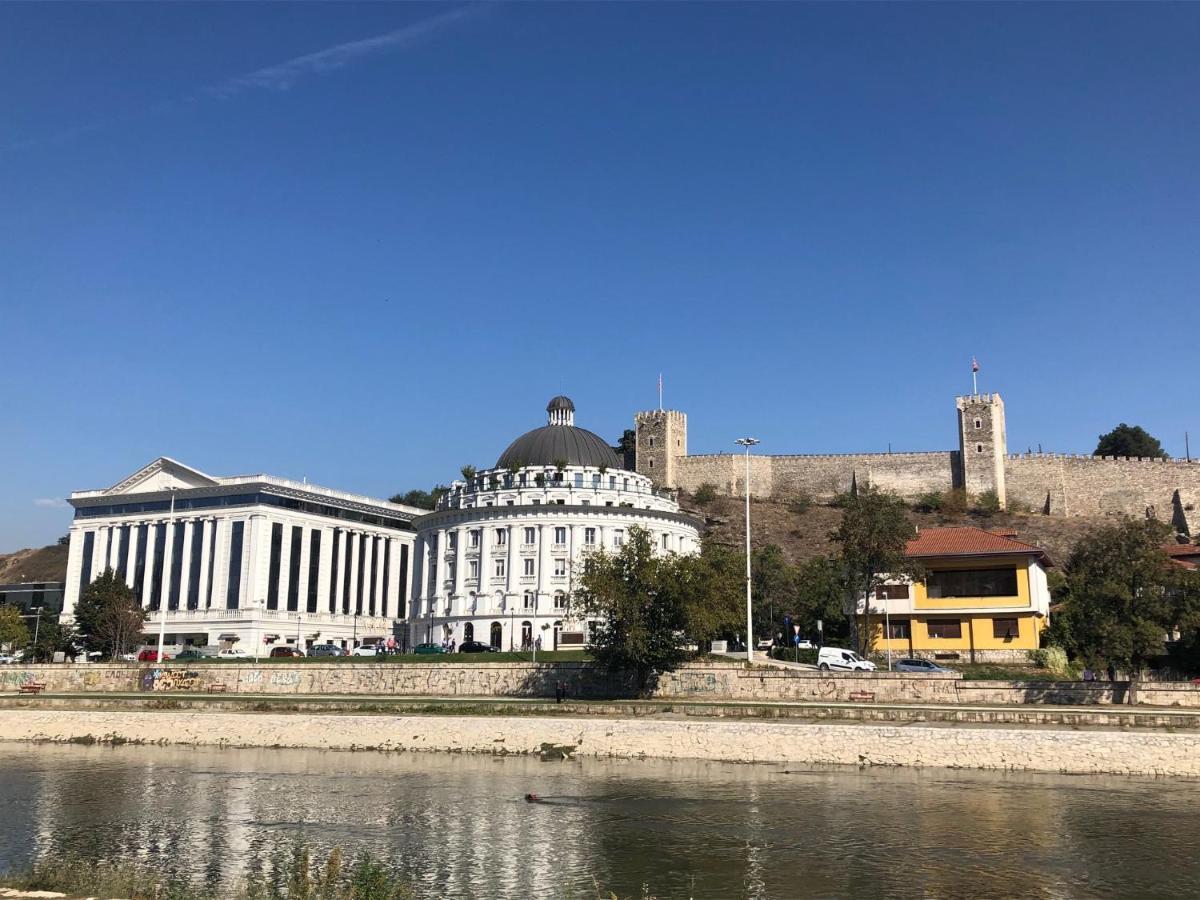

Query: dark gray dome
496,425,621,470
547,395,575,413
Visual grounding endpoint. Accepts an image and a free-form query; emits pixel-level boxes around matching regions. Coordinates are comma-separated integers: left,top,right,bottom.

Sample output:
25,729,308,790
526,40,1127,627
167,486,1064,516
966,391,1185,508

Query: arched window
463,622,474,643
554,591,567,610
490,621,503,649
524,591,536,610
521,620,533,650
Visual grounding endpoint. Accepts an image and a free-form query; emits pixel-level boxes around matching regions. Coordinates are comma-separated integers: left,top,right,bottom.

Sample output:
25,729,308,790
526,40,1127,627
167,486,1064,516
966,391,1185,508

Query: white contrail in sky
3,6,482,153
205,6,480,97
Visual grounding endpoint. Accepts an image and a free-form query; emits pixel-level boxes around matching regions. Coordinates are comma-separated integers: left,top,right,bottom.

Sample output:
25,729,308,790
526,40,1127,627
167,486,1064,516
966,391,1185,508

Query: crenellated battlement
1007,453,1199,464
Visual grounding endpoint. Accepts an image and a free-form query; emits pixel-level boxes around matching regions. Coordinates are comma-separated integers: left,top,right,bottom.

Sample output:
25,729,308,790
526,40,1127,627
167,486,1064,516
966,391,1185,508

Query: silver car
894,657,953,673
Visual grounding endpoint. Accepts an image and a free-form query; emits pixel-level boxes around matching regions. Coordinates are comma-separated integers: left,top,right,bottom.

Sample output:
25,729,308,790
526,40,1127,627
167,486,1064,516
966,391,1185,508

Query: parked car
137,649,170,662
308,643,343,658
817,647,877,672
793,639,815,650
459,641,499,653
894,658,953,673
413,643,446,655
119,652,139,662
756,639,774,651
175,649,207,661
217,648,249,659
269,646,304,658
351,645,377,657
0,654,17,665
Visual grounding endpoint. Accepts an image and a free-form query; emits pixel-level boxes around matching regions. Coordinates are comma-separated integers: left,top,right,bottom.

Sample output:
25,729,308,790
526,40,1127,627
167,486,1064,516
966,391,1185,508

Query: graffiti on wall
139,668,204,692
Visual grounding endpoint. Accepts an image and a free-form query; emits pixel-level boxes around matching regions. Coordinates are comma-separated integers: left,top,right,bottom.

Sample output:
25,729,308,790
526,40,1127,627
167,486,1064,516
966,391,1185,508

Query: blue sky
2,3,1198,551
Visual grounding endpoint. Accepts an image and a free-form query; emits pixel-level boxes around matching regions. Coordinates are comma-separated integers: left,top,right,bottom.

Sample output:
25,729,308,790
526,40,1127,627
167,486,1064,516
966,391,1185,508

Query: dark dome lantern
495,397,622,471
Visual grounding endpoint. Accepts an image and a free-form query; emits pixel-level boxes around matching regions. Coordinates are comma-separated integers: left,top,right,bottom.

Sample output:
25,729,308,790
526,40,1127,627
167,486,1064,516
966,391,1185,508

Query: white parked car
217,648,249,659
817,647,877,672
0,654,17,665
351,645,377,657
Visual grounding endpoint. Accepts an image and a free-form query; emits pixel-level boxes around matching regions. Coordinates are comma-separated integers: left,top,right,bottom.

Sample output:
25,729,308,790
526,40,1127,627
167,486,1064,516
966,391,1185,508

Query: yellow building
859,527,1052,663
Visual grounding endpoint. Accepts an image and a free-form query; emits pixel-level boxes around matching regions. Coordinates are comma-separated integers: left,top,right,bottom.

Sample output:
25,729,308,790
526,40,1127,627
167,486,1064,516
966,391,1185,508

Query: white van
817,647,877,672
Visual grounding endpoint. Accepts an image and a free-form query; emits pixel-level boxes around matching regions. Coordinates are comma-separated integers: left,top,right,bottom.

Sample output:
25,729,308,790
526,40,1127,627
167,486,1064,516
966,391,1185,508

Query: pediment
104,457,220,495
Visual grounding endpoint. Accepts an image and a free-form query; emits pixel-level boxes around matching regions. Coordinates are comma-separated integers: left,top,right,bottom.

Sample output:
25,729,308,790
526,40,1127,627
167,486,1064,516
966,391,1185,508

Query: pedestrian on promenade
535,635,542,652
555,681,565,703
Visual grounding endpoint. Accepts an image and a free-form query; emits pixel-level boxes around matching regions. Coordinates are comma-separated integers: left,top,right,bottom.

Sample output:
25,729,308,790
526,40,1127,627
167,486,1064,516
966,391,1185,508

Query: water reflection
1,744,1198,899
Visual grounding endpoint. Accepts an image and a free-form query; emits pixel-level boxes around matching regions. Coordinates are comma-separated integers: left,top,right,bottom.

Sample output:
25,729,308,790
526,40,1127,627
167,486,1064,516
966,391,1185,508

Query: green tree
792,555,851,645
1095,423,1168,459
830,486,921,654
73,568,148,659
1059,520,1192,685
672,542,744,649
0,605,31,650
613,429,637,468
752,544,794,644
24,619,78,663
575,526,690,693
389,485,449,510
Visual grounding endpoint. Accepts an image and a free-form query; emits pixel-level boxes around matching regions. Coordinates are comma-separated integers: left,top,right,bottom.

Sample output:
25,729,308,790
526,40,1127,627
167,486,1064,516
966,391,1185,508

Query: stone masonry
635,393,1200,530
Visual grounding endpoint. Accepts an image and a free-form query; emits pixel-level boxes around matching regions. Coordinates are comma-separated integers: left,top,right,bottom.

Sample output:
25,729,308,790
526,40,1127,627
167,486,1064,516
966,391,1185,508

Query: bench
848,690,876,703
207,683,229,693
18,682,46,695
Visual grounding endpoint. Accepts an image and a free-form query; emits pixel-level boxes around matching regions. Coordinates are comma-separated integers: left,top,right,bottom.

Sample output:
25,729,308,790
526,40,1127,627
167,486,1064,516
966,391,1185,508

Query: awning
217,633,239,641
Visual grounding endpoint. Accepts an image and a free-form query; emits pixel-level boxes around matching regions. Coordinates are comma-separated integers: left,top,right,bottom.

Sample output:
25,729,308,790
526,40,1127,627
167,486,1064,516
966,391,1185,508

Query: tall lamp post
882,591,892,672
735,437,760,663
156,487,178,661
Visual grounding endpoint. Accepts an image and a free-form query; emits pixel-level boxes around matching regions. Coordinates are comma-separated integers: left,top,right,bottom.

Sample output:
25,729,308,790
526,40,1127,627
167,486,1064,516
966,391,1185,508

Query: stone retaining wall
4,662,1200,708
2,709,1198,777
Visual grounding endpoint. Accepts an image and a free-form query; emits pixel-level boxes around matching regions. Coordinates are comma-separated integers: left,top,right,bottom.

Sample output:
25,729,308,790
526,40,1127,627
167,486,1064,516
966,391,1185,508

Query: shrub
973,490,1001,514
1027,646,1070,676
692,483,719,505
771,646,818,665
788,490,813,515
914,492,943,513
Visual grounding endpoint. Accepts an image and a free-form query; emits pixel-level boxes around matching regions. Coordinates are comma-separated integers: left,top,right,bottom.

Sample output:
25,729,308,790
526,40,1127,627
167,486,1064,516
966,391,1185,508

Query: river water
1,743,1197,899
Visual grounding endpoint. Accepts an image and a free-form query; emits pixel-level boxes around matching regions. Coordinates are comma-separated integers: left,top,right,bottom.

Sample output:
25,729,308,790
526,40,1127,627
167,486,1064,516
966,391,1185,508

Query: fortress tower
635,409,687,488
957,393,1008,508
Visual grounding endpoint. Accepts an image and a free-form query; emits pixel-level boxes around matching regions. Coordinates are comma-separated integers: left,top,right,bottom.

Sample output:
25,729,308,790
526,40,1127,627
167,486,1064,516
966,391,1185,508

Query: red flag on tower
972,356,980,373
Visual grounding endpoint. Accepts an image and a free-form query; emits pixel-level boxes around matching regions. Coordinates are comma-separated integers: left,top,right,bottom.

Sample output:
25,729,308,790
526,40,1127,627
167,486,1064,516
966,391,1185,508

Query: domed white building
406,397,703,651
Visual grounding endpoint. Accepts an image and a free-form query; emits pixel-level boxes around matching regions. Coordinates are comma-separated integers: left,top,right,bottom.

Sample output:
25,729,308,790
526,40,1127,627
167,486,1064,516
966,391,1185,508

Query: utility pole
735,437,760,663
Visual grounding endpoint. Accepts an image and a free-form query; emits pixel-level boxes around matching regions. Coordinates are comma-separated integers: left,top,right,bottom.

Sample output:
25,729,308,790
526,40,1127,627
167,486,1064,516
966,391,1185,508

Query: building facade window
992,617,1019,640
613,530,624,547
553,559,567,577
927,619,962,639
926,568,1018,599
495,559,506,578
584,527,596,545
469,560,479,579
496,528,508,545
886,619,911,639
469,529,480,548
554,527,567,544
524,527,536,545
524,558,535,576
225,521,244,609
307,530,321,613
554,592,567,609
287,526,303,612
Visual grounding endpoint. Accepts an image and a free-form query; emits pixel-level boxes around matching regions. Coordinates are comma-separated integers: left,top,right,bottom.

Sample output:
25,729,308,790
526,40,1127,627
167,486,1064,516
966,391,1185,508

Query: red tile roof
1164,543,1200,559
906,527,1050,564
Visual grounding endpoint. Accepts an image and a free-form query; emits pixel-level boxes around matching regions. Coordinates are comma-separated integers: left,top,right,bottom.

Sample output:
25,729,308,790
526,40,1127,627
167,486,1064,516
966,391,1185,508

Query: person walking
555,680,565,704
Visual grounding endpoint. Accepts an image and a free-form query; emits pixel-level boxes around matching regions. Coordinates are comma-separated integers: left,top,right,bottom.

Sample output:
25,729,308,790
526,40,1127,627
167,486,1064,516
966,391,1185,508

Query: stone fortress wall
636,392,1200,529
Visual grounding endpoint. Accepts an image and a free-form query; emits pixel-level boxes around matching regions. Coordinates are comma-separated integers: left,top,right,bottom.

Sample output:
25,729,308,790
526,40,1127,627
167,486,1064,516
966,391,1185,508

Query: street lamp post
296,614,302,653
156,488,178,661
735,437,760,664
254,598,265,663
882,591,892,672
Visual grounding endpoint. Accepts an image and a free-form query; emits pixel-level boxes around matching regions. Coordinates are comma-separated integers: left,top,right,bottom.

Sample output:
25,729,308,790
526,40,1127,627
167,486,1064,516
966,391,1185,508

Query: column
385,538,401,619
93,527,109,580
244,515,269,610
317,527,334,613
452,528,465,601
537,523,552,609
278,522,293,611
124,525,139,589
160,520,176,612
61,528,86,620
365,533,378,615
504,524,516,602
478,525,491,611
374,535,386,618
197,519,213,609
417,534,431,619
296,525,312,613
433,529,448,611
210,518,229,609
347,531,361,615
141,523,158,609
333,529,347,614
178,520,195,610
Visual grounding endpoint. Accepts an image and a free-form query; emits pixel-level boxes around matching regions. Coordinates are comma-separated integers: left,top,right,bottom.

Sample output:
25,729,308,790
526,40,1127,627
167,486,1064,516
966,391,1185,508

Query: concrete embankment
2,708,1198,777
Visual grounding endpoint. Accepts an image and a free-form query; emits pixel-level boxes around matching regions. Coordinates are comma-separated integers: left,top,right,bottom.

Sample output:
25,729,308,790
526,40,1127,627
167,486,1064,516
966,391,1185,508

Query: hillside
0,542,69,584
682,492,1132,566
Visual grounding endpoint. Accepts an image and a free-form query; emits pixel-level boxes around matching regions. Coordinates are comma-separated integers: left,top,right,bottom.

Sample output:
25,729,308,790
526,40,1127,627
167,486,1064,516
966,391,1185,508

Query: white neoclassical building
61,458,422,653
407,396,702,650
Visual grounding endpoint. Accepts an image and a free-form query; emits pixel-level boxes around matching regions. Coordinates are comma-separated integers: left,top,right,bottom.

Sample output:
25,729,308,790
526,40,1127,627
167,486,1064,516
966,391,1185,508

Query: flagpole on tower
658,373,663,411
971,357,979,395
